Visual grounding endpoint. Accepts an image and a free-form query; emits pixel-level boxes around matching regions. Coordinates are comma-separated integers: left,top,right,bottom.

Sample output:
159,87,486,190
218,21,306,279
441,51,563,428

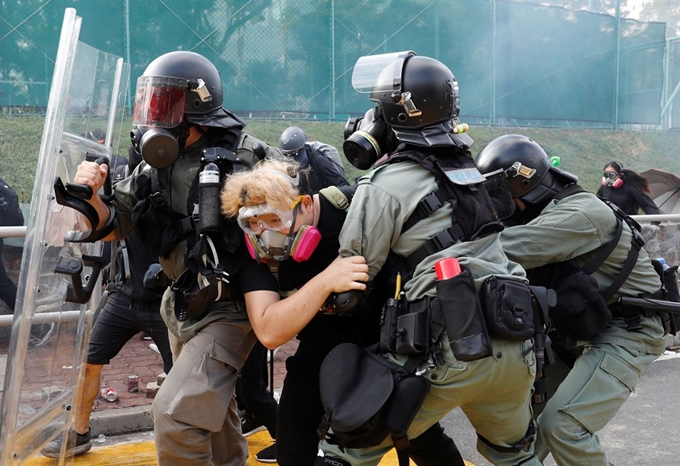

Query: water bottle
656,258,670,270
198,162,221,233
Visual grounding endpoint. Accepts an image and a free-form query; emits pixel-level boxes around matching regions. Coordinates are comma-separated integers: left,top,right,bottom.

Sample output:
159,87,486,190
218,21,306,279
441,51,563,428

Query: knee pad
314,455,352,466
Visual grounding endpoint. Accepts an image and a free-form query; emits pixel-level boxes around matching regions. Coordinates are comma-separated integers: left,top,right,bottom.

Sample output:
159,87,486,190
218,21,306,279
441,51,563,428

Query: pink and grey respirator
601,171,624,188
238,202,321,263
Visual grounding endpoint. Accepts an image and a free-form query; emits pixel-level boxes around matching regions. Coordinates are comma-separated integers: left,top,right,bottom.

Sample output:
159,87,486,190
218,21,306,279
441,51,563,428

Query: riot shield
0,8,130,464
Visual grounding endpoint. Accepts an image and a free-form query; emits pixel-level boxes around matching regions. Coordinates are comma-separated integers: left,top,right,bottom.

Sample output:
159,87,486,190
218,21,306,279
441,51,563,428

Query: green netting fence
1,0,679,129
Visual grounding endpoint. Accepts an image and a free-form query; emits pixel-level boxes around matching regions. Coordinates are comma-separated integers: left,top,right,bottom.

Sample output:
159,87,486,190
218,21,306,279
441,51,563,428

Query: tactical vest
130,131,270,320
378,146,503,278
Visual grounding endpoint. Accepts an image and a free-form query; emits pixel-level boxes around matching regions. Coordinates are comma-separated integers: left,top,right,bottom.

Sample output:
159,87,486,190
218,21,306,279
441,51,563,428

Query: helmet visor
132,76,187,128
481,169,516,219
351,51,415,93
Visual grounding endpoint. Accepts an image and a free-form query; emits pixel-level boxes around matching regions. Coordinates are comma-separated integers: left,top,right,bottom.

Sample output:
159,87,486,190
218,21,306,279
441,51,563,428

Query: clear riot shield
0,8,130,464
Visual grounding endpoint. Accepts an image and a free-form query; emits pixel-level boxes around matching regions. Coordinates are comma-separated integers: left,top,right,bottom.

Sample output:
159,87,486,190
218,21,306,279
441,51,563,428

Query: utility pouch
395,302,430,355
435,268,492,362
131,194,189,258
379,298,405,353
171,267,217,322
319,343,430,449
480,276,535,341
551,270,611,340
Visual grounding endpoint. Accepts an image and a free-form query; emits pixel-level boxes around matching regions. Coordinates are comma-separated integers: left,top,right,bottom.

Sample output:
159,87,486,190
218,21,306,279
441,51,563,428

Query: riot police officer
315,52,542,466
476,134,666,465
71,51,282,465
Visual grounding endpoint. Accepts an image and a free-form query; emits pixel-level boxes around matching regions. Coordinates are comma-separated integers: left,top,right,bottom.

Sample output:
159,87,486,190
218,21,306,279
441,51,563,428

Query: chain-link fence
1,0,679,129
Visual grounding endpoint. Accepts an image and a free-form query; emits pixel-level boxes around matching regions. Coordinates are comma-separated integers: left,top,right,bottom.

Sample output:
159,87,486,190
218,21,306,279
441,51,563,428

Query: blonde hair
220,158,308,218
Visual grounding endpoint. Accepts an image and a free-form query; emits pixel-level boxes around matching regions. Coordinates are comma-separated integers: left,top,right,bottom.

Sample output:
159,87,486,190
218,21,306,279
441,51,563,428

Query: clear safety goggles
132,76,187,128
237,204,297,235
603,171,618,179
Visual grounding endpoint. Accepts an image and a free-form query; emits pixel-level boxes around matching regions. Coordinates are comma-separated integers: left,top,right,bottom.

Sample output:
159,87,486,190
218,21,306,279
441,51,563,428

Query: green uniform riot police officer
476,134,667,465
315,52,543,466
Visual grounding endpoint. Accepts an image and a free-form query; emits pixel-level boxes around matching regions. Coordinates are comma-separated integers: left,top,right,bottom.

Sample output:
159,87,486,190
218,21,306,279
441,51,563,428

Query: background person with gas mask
221,158,465,466
279,125,349,192
69,50,283,466
596,160,660,216
314,51,542,466
476,134,667,465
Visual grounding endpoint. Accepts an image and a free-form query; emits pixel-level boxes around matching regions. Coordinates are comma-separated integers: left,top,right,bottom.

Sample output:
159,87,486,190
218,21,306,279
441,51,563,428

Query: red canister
435,257,462,280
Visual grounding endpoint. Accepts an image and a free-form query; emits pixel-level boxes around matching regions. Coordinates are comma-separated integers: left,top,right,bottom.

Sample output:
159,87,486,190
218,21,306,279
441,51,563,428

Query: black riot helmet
131,51,245,168
370,54,459,130
342,51,473,169
279,126,307,156
475,134,578,205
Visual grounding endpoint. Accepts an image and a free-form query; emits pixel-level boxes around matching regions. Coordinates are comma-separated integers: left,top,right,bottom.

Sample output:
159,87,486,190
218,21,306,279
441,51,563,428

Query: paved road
27,351,680,465
440,351,680,466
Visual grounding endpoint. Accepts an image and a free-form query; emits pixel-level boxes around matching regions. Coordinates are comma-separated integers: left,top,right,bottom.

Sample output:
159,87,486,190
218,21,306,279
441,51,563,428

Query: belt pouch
395,304,430,355
379,298,403,353
435,268,492,362
171,268,217,322
480,276,535,341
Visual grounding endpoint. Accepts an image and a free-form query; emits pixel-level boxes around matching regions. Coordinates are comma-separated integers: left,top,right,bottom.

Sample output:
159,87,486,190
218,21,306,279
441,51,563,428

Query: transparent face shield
482,168,517,220
132,75,187,128
351,51,415,93
350,50,422,117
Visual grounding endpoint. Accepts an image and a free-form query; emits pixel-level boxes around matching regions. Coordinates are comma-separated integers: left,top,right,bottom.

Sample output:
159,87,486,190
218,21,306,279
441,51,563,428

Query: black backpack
0,177,24,227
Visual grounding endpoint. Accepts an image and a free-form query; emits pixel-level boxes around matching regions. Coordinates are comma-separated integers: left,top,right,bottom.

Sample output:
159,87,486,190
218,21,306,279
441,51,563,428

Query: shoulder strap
556,184,642,300
577,217,641,301
581,220,623,275
319,185,353,210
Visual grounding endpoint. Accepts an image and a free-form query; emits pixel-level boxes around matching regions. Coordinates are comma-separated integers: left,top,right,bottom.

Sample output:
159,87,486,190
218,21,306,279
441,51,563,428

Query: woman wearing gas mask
596,161,660,216
220,159,464,466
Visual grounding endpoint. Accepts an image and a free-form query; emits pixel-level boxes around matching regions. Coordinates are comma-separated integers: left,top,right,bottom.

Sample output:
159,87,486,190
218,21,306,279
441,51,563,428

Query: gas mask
131,75,210,168
238,202,321,262
244,226,321,262
602,171,624,188
342,107,389,170
130,125,189,169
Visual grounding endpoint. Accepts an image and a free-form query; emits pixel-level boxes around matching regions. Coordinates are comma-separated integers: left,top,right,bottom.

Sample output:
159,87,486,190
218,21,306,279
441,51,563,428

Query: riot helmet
279,126,307,157
342,51,473,169
131,51,245,168
475,134,577,205
368,53,458,130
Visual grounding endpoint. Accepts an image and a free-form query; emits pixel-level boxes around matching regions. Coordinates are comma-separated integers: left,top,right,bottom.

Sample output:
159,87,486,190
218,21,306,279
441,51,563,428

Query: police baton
617,296,680,315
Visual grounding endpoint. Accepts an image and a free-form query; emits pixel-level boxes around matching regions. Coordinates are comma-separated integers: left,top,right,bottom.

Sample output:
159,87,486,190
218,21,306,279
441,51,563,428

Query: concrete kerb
90,405,154,438
88,388,283,439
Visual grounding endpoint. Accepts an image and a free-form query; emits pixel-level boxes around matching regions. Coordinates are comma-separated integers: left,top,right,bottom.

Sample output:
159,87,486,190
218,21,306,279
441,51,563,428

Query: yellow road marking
26,431,477,465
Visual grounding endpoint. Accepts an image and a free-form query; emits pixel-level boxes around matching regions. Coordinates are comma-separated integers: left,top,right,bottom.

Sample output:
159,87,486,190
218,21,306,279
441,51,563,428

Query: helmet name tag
509,161,536,179
445,167,485,185
189,78,212,102
393,91,422,117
